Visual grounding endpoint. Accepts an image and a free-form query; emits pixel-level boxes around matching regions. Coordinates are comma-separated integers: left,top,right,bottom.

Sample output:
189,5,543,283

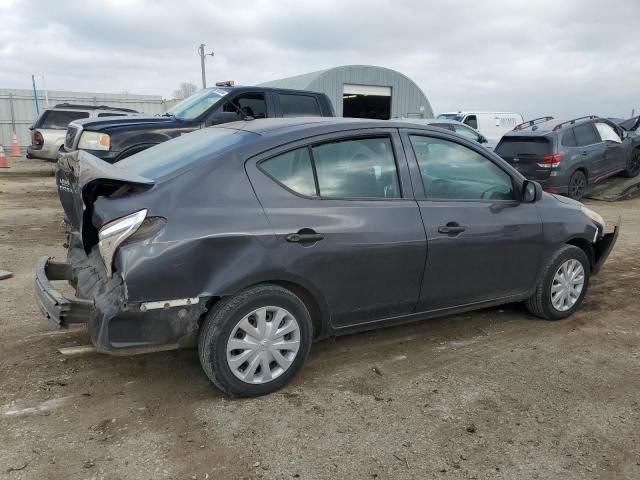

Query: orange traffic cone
10,132,20,157
0,144,9,168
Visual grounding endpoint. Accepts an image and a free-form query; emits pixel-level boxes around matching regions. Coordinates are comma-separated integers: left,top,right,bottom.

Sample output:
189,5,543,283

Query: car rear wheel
623,149,640,178
198,284,313,397
525,245,590,320
568,170,587,200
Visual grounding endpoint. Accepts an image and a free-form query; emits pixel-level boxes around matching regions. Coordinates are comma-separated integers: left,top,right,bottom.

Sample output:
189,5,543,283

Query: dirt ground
1,157,639,480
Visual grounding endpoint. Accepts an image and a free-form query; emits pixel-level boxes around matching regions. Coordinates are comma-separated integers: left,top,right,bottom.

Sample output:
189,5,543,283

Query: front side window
40,110,90,129
464,115,478,130
409,135,515,201
312,137,400,199
260,147,316,197
594,122,621,143
279,94,321,117
573,123,600,146
223,93,267,119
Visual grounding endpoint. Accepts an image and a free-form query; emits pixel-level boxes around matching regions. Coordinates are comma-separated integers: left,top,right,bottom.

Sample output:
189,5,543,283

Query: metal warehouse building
261,65,433,120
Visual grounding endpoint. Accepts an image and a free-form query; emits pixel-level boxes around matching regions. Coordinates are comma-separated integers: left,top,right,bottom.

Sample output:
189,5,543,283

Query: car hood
71,115,186,132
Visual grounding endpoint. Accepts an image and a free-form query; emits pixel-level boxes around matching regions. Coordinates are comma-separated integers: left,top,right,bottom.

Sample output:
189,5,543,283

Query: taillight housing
98,209,147,277
538,153,563,168
33,130,44,147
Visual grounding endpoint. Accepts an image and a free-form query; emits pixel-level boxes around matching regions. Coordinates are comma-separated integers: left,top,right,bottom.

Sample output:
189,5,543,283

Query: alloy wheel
569,173,586,199
550,259,585,312
226,306,301,384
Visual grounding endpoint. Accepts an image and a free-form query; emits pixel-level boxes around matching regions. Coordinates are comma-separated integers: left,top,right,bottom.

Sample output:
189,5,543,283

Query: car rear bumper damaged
34,247,207,354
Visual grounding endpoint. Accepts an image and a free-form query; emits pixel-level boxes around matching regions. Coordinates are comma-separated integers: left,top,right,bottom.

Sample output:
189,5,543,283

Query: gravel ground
0,158,639,479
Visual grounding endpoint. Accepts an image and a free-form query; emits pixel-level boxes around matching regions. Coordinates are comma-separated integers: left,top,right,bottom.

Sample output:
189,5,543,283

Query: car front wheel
525,245,590,320
198,284,313,397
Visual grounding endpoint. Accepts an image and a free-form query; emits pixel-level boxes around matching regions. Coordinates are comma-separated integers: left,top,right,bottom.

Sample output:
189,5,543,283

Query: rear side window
495,137,552,156
39,110,89,129
260,148,317,197
561,129,577,147
573,123,600,146
278,94,322,117
312,137,400,199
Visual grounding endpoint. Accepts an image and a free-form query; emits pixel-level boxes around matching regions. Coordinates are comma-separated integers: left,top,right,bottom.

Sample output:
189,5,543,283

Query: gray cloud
1,0,639,119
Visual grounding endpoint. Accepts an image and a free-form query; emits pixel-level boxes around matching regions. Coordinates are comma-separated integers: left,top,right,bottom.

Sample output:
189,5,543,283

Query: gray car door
246,129,427,328
572,123,608,179
594,122,626,177
400,129,543,311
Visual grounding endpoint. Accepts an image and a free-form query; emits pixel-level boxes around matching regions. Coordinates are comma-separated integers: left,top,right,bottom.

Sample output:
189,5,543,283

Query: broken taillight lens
98,209,147,277
538,153,563,168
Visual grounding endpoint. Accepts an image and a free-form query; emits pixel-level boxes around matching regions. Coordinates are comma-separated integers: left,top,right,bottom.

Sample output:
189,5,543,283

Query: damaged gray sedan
36,118,618,397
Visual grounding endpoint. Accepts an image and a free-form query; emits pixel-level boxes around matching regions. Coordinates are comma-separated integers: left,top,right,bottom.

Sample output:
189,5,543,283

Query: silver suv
27,104,138,160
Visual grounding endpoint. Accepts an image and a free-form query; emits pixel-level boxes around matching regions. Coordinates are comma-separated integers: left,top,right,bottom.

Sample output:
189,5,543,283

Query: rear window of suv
495,137,552,157
38,110,90,129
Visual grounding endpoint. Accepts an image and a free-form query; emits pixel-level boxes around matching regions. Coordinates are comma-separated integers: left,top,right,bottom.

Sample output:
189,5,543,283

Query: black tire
198,284,313,397
623,148,640,178
525,245,590,320
568,170,587,200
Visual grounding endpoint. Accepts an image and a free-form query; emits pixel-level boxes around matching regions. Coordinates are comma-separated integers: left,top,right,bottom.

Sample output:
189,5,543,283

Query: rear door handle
438,223,466,235
286,232,325,243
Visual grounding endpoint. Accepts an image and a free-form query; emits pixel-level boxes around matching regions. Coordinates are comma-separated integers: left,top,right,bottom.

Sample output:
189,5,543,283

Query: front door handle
438,223,466,235
286,232,325,243
581,151,589,156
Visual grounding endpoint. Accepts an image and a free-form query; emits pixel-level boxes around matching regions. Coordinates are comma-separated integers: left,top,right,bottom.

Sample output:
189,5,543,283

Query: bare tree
173,82,198,100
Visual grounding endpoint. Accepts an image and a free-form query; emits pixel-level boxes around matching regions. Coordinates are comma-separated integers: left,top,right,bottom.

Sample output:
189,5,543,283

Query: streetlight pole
198,43,215,88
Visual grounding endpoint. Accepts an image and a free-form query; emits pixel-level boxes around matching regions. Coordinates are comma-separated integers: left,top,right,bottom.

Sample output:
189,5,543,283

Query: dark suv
37,118,617,397
62,86,335,163
495,116,640,200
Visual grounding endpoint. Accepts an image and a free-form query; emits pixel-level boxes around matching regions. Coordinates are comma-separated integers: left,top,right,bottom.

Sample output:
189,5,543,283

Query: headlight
581,206,605,231
78,131,110,151
98,209,147,277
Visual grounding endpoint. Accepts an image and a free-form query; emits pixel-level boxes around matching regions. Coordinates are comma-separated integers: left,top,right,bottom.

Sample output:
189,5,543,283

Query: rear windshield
37,110,90,129
115,127,256,179
495,137,552,156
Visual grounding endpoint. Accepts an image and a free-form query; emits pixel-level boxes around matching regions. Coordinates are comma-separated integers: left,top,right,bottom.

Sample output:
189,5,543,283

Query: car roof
401,118,467,126
214,117,440,137
439,111,520,115
206,85,325,96
505,116,604,137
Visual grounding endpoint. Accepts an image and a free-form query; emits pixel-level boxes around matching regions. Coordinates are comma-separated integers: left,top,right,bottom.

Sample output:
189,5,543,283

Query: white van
436,111,523,144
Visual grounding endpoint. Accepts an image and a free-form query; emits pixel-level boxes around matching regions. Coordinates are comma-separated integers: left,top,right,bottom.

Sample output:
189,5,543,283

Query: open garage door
343,84,391,120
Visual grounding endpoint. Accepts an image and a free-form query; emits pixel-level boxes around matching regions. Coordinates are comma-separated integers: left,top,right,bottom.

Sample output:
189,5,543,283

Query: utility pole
198,44,214,88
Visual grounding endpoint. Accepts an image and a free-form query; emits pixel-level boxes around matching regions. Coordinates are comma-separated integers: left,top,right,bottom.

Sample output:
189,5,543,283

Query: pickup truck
62,86,335,163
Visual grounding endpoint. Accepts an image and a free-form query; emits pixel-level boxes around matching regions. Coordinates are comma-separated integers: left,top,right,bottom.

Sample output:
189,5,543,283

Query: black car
62,86,335,163
495,115,640,200
36,118,618,397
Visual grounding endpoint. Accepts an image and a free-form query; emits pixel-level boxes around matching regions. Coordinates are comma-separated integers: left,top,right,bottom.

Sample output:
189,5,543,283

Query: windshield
437,113,465,122
115,127,256,179
165,88,229,120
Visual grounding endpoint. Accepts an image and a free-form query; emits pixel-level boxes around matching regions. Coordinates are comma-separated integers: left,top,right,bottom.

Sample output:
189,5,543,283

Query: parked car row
494,115,640,200
35,116,618,396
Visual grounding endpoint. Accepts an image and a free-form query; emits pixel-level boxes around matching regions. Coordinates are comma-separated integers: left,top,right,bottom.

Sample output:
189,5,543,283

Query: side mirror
522,180,543,202
206,111,240,126
478,134,488,143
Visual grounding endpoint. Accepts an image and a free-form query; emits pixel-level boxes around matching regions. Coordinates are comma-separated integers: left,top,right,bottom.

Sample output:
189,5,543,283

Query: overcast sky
1,0,639,119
